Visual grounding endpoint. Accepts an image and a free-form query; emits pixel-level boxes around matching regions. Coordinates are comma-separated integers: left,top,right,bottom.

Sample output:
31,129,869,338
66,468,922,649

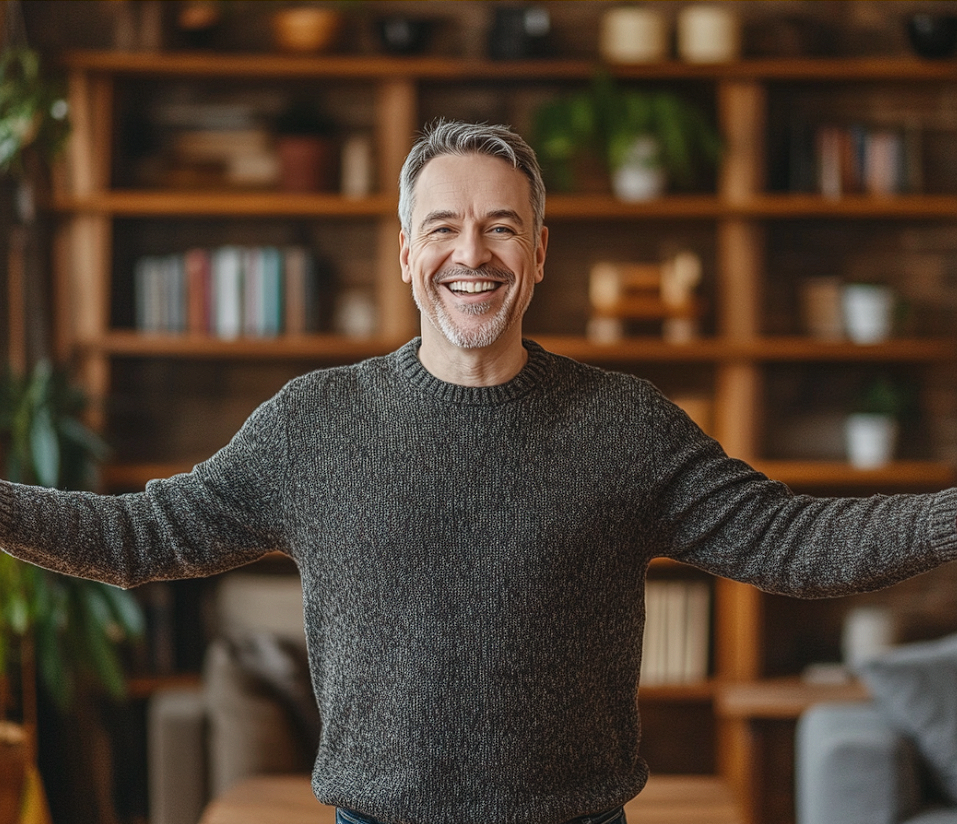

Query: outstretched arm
647,389,957,598
0,386,291,589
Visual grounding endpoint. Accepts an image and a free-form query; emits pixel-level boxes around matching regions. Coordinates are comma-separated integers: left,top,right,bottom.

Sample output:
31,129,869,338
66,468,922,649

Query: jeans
335,806,626,824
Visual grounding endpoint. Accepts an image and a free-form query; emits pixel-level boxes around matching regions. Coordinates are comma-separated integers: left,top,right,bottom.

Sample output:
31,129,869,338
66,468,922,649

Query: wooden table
200,774,743,824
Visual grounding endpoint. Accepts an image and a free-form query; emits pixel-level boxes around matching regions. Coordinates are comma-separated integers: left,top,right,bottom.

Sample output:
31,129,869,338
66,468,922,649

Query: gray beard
414,265,531,350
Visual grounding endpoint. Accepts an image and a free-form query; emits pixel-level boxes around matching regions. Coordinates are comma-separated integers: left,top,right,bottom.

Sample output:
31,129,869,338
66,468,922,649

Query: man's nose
452,228,492,270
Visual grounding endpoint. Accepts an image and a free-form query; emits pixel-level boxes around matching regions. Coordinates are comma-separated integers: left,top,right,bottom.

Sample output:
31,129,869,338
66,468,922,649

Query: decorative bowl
906,13,957,59
271,7,342,54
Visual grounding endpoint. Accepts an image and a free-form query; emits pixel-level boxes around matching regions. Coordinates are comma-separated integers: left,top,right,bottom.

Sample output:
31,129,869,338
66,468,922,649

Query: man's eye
490,226,515,235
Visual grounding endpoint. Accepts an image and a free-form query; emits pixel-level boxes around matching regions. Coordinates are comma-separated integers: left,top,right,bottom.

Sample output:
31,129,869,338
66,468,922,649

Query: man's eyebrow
487,208,525,226
419,209,458,230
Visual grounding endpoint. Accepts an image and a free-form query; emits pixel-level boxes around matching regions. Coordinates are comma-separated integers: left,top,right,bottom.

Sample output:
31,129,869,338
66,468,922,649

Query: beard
412,264,533,349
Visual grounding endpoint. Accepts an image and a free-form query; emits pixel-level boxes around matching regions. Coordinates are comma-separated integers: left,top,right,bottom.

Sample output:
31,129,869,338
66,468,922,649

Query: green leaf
30,404,60,487
97,584,145,639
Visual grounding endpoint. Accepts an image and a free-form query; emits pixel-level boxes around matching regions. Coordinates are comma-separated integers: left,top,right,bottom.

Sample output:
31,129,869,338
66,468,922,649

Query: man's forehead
413,154,531,211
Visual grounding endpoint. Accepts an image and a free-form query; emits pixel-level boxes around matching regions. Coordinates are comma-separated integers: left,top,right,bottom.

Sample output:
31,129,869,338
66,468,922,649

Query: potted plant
273,99,339,192
0,362,145,707
532,72,722,200
844,374,908,469
0,363,145,824
0,47,69,181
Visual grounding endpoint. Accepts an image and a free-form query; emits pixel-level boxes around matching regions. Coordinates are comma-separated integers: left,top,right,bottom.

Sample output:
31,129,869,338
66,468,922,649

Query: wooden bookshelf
53,50,957,824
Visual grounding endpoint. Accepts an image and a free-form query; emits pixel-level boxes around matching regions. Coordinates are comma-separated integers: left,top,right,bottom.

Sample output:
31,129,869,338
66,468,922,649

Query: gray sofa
147,572,316,824
796,633,957,824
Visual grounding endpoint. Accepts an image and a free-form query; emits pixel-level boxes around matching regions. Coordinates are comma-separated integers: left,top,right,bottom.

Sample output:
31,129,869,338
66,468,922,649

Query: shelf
714,676,869,720
56,44,957,822
53,190,957,221
62,51,957,83
83,331,404,360
546,193,957,220
53,190,396,217
753,460,957,489
639,681,715,703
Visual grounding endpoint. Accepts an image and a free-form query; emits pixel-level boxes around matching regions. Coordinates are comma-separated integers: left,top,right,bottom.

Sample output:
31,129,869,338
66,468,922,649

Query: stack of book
641,578,711,686
790,123,921,197
134,245,320,338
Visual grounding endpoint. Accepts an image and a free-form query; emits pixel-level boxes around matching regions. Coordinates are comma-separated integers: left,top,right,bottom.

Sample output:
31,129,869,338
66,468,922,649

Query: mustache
435,265,516,285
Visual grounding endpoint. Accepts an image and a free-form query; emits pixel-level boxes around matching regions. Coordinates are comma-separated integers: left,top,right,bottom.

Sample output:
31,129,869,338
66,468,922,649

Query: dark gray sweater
2,339,957,824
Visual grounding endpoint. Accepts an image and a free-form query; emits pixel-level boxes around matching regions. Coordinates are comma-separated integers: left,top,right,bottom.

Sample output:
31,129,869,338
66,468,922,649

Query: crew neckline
395,338,551,405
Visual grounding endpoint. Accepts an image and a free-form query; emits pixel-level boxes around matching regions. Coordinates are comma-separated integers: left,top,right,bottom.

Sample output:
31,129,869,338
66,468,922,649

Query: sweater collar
395,338,550,405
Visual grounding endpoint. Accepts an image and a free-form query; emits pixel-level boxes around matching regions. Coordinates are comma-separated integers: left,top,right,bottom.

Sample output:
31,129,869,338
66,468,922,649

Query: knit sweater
2,339,957,824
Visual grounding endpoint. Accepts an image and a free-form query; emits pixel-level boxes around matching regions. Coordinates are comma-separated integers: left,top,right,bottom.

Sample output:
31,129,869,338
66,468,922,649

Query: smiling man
1,120,956,824
399,145,546,385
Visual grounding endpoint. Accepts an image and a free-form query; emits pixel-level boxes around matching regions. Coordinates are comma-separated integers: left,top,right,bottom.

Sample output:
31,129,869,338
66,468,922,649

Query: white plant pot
612,136,667,202
842,283,894,344
845,413,898,469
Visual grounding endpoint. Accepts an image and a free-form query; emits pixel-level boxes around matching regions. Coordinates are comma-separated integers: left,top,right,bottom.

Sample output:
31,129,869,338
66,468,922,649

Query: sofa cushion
858,632,957,804
204,636,315,796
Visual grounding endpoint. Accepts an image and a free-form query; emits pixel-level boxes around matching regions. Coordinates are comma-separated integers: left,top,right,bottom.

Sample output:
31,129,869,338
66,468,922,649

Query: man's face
400,153,547,351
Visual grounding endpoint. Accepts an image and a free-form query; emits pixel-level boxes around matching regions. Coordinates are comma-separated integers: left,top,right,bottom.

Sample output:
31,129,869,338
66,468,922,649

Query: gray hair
398,119,546,237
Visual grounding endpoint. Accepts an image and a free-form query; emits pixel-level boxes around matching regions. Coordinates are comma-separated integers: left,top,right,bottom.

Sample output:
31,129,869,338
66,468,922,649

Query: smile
447,281,499,294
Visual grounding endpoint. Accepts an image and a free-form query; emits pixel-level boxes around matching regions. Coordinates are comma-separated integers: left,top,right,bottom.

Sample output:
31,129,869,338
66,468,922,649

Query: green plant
854,373,910,418
0,362,144,711
0,47,70,179
532,72,721,193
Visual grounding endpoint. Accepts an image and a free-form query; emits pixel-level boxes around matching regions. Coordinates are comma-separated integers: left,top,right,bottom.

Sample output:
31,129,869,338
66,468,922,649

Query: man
2,120,956,824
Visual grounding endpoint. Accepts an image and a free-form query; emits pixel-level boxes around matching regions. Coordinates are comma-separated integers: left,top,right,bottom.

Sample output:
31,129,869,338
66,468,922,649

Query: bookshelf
52,49,957,823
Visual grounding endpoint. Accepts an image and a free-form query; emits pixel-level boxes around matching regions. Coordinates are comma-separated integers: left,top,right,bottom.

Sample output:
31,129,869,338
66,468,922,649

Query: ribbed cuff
930,485,957,561
0,480,15,540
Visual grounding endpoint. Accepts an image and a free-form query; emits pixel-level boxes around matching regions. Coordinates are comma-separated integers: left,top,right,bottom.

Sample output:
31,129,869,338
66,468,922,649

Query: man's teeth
448,281,497,294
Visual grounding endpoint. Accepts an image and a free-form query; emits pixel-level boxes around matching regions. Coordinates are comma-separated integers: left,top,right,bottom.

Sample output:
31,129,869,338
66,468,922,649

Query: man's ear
535,225,548,283
399,228,411,284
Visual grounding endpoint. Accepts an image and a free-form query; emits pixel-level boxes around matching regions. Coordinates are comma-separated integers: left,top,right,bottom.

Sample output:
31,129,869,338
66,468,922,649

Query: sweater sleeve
0,386,290,589
646,388,957,598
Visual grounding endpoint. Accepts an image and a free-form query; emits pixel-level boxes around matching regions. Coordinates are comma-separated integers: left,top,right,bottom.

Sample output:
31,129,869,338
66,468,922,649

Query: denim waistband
335,806,625,824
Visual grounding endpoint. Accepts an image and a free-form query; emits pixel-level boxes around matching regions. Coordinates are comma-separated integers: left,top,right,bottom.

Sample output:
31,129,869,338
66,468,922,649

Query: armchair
796,632,957,824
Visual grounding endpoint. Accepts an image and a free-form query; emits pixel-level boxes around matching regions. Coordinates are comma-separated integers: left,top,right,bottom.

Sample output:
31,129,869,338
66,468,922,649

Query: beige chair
148,572,314,824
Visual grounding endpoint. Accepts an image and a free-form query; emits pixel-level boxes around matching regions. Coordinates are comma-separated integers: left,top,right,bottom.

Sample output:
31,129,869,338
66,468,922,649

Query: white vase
842,606,895,669
611,136,667,202
842,283,894,344
844,413,898,468
677,4,741,64
599,6,669,64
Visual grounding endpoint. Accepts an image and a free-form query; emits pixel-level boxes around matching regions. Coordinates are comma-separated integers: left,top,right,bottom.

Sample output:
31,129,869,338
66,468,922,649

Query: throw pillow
857,631,957,804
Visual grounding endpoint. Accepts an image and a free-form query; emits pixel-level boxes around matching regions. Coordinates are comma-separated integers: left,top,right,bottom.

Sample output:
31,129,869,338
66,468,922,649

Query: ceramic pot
845,413,898,469
271,7,341,53
841,283,894,344
599,6,669,64
611,136,667,201
677,4,740,63
906,14,957,59
276,136,337,192
377,16,434,55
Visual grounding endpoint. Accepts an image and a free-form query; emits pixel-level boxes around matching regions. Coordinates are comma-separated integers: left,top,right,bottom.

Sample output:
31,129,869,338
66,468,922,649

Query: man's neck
416,326,528,387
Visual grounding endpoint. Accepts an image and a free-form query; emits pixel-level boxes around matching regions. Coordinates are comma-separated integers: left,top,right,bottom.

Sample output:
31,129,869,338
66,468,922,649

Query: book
212,245,243,339
641,578,711,686
134,245,319,337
